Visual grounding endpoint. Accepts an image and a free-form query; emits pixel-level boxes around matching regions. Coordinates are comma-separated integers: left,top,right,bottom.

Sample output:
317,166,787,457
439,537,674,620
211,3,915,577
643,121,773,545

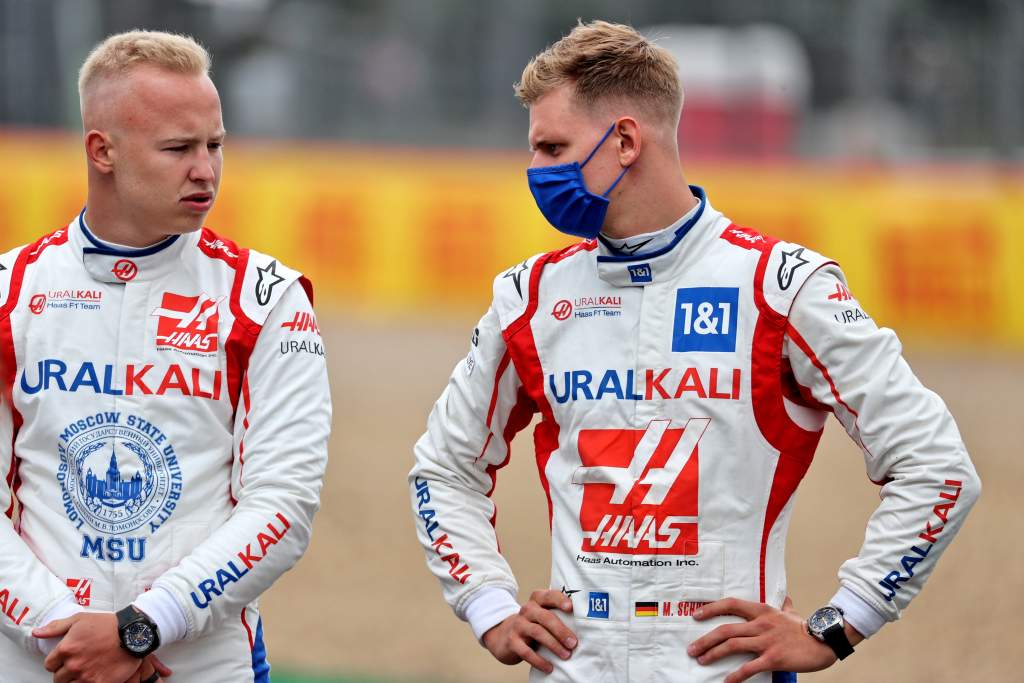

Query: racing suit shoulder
758,239,837,319
491,240,597,331
716,224,838,320
491,253,545,328
194,227,309,327
0,226,73,315
239,248,306,325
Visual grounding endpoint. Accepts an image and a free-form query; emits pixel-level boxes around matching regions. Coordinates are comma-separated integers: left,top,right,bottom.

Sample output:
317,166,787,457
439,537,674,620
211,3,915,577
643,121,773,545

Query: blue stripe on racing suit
252,617,270,683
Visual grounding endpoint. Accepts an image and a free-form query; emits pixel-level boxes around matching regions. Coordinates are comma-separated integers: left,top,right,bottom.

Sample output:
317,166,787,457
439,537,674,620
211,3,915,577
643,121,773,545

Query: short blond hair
516,20,683,125
79,29,211,105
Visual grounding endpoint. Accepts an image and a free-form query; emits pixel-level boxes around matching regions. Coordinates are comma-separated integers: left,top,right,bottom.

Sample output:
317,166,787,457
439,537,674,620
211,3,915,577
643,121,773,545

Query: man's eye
545,144,559,154
208,142,223,151
165,145,187,152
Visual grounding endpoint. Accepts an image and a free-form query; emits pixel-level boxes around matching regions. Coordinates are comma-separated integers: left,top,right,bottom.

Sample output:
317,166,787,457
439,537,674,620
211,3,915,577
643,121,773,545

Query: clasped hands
483,589,857,683
32,613,170,683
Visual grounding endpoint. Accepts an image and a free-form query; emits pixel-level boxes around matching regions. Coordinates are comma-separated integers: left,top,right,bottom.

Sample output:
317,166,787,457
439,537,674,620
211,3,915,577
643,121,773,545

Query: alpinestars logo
255,260,285,306
152,293,224,354
777,247,809,290
502,260,529,299
573,418,709,555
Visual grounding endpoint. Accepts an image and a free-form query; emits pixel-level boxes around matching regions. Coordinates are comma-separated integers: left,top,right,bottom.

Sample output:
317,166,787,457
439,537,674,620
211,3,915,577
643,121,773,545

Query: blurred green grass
273,673,388,683
273,672,437,683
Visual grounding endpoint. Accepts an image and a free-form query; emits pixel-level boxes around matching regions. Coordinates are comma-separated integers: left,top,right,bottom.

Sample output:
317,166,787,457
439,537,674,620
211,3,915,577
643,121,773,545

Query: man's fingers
138,660,156,680
32,617,74,640
150,654,173,677
688,621,759,657
724,655,772,683
54,665,78,683
530,588,573,613
695,635,765,665
782,595,794,611
522,622,572,660
511,636,554,674
693,597,768,622
43,646,66,673
527,605,578,650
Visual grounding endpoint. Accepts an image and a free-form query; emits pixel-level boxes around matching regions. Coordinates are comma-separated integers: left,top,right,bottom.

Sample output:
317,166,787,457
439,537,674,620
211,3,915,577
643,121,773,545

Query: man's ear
614,117,641,166
85,130,115,174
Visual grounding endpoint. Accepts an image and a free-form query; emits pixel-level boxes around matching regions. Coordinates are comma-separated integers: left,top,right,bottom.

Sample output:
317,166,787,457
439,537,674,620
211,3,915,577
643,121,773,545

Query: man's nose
189,150,216,184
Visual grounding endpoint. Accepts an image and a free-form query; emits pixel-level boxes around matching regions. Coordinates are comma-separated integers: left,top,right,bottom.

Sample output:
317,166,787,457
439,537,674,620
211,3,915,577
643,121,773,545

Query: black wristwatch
116,605,160,658
806,605,854,660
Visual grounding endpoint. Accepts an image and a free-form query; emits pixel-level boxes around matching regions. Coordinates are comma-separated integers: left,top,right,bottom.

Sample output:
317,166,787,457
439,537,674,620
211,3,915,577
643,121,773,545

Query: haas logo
552,300,573,321
152,292,224,354
29,294,47,315
573,418,709,555
66,578,92,606
111,259,138,282
729,228,763,244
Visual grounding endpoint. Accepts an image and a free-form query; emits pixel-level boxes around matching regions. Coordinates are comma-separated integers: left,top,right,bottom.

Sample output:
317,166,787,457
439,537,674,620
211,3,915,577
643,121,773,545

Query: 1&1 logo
672,287,739,353
56,412,183,562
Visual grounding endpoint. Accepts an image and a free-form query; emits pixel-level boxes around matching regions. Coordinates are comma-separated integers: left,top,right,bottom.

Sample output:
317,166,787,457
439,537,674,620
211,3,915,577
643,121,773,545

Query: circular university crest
57,416,177,535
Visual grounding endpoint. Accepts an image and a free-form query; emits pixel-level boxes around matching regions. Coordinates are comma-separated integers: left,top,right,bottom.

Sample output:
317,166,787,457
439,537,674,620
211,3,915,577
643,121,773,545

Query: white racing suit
0,213,331,681
410,189,980,682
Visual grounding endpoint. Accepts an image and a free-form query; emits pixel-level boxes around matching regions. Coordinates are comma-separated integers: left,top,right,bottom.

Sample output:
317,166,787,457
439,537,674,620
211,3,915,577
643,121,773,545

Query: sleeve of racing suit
133,281,331,642
784,265,981,638
0,333,84,654
409,304,535,641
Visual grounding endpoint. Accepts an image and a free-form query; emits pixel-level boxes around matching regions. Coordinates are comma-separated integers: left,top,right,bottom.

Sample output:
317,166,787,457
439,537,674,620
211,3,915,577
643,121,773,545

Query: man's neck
83,199,167,249
601,161,697,239
601,195,702,256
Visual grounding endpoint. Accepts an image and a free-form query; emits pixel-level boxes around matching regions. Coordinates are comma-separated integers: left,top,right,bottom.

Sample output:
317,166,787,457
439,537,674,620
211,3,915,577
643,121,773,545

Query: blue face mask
526,122,631,239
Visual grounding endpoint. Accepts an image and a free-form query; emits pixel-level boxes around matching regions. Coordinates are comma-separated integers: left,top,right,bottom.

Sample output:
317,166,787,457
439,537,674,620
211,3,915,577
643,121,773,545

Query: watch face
123,621,155,653
809,607,842,635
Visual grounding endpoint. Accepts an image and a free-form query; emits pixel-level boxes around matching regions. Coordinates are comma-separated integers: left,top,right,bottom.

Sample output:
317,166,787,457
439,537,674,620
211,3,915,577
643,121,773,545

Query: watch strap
115,605,138,631
822,623,855,660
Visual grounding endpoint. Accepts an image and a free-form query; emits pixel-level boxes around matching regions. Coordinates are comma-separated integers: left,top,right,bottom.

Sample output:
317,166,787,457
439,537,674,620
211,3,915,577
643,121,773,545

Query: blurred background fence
3,0,1024,156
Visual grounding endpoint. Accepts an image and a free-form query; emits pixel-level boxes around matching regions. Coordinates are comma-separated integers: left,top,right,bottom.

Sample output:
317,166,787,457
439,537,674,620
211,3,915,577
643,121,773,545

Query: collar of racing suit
595,185,714,287
73,208,194,283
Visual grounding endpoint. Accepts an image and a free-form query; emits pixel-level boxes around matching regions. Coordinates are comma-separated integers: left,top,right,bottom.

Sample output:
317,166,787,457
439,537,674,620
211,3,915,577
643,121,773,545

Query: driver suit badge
56,412,183,562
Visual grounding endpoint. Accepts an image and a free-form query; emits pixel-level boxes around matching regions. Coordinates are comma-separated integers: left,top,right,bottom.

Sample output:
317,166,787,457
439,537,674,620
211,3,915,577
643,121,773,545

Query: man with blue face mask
410,19,979,683
525,121,632,238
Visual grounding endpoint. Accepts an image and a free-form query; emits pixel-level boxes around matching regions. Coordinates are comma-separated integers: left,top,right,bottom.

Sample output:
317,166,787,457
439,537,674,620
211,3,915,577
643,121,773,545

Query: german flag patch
634,601,658,617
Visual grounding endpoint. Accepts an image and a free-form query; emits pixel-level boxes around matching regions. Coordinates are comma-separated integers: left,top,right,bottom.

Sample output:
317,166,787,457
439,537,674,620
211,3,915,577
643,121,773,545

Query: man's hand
687,597,863,683
123,655,172,683
32,612,143,683
481,589,578,675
